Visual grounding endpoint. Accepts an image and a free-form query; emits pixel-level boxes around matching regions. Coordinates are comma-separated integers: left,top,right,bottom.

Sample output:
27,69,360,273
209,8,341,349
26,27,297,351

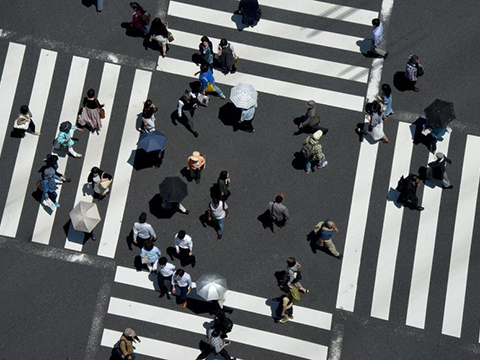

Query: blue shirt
199,68,215,91
372,22,384,47
42,178,57,198
141,246,162,263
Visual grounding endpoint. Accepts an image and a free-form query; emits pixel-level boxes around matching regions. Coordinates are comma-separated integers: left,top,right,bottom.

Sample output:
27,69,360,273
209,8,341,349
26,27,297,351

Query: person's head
201,36,210,46
371,100,382,114
211,328,221,338
183,90,192,100
123,328,136,339
176,269,185,278
200,64,209,73
43,167,56,180
275,195,284,203
139,212,147,223
159,257,168,267
44,154,59,166
219,171,229,181
410,174,419,184
212,198,220,206
190,151,200,162
143,240,154,251
87,88,95,98
20,105,29,115
381,84,392,97
372,18,380,27
220,38,228,47
286,257,296,267
177,230,186,239
306,100,316,109
325,219,335,229
144,99,153,109
91,166,100,175
410,54,419,64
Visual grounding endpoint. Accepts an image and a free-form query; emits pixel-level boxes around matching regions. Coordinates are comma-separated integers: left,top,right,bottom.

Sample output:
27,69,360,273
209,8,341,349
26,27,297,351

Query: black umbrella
159,177,188,203
424,99,456,129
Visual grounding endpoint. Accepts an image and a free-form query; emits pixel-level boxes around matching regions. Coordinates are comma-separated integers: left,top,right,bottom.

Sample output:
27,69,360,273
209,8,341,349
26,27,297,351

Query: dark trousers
190,168,202,180
178,285,189,302
158,274,172,294
178,247,196,266
406,79,417,90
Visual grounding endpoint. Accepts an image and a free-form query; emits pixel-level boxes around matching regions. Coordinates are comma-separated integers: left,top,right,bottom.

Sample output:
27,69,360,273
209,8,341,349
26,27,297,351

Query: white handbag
13,116,29,130
197,93,210,107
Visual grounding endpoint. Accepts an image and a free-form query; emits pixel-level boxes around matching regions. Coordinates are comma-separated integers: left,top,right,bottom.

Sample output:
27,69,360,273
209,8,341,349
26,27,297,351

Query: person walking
187,151,206,184
368,18,388,59
78,89,104,133
286,257,309,294
139,99,158,133
174,230,196,267
42,154,70,183
203,328,237,360
149,17,169,57
362,100,389,143
397,174,424,211
40,167,61,209
312,219,343,260
199,36,214,69
12,105,40,137
158,257,176,299
238,105,256,133
140,240,162,273
176,90,199,138
217,171,231,201
238,0,261,27
208,198,229,242
133,212,158,245
277,289,294,324
405,54,425,92
217,38,237,74
87,166,112,200
296,100,329,135
425,152,453,189
376,84,394,117
115,328,141,360
301,130,328,174
196,64,226,99
268,194,289,233
129,2,150,36
54,121,83,158
172,269,192,308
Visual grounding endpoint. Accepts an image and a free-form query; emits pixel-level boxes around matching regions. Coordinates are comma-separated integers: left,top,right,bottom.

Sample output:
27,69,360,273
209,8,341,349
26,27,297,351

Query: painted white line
169,29,369,83
0,49,57,238
370,122,414,320
114,266,332,331
406,134,450,329
0,43,26,159
157,57,364,112
31,56,89,245
442,135,480,338
97,70,152,258
108,297,328,360
168,2,363,53
328,323,344,360
65,63,121,251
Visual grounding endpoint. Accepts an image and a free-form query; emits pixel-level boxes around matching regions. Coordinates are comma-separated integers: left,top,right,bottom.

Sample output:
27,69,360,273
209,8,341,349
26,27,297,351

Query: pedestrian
312,219,343,260
368,18,389,59
195,64,226,99
133,212,158,245
277,289,294,324
158,257,176,299
140,240,162,273
176,90,200,138
295,100,329,135
40,167,60,209
42,154,71,183
286,257,309,293
115,328,141,360
268,194,289,233
376,84,394,117
95,0,103,12
87,166,112,200
162,197,190,215
217,171,231,201
187,151,206,184
238,105,256,133
174,230,196,267
208,198,229,242
203,328,237,360
54,121,83,158
363,100,389,143
78,88,104,133
425,152,453,189
140,99,158,132
129,2,150,36
405,54,425,92
171,269,192,308
199,36,214,69
301,129,328,174
237,0,261,27
397,174,424,211
12,105,40,137
217,38,238,74
149,17,169,57
421,121,451,153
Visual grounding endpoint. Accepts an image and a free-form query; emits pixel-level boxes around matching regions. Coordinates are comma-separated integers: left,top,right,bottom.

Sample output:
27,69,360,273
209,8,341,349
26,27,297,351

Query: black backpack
301,142,315,159
396,176,406,192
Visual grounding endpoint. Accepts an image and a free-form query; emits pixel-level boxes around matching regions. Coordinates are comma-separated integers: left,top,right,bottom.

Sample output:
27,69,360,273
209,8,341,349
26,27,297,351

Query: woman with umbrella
230,83,258,133
160,177,190,215
422,99,455,153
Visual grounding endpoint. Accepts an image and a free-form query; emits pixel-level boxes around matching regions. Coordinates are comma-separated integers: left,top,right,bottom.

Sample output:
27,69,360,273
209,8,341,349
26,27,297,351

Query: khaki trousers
322,239,340,257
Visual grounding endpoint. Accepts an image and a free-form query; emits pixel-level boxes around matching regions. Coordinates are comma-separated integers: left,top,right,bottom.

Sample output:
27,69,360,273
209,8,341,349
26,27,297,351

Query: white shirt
372,22,384,47
159,262,176,277
133,222,156,240
177,93,197,117
240,106,256,122
172,272,192,288
175,233,193,251
209,201,228,219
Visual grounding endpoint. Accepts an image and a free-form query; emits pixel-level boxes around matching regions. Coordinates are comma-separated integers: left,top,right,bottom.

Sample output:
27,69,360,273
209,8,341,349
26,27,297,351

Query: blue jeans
305,154,326,172
96,0,103,11
213,83,224,97
214,218,225,237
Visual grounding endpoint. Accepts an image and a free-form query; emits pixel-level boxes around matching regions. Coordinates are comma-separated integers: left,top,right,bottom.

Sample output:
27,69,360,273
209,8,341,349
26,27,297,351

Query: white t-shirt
209,201,228,219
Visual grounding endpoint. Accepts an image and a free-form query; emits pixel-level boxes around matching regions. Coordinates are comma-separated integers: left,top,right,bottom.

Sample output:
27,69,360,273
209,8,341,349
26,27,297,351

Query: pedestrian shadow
265,297,283,322
218,103,241,130
393,71,410,92
143,38,170,54
199,211,215,230
386,187,402,208
166,246,196,268
120,22,146,38
81,0,93,7
148,194,177,219
231,13,249,31
257,210,272,230
180,167,194,182
356,39,374,56
170,111,196,136
128,149,164,170
412,117,438,153
291,152,306,171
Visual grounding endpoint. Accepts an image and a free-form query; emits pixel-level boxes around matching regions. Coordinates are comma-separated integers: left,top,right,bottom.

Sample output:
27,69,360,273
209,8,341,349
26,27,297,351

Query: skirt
78,107,102,131
369,121,384,141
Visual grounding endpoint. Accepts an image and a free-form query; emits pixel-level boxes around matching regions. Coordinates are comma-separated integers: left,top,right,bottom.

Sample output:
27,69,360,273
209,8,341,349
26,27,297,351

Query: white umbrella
69,201,101,233
230,83,258,109
196,273,228,301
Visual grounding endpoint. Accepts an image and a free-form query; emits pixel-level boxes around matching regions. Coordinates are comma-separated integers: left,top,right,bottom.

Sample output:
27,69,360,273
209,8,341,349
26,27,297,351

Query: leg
246,120,254,133
442,172,452,188
218,349,233,360
162,43,167,57
96,0,103,11
158,274,169,294
177,202,189,214
179,286,188,307
305,158,312,173
216,218,225,238
324,239,340,257
213,84,225,98
317,154,327,168
67,146,82,158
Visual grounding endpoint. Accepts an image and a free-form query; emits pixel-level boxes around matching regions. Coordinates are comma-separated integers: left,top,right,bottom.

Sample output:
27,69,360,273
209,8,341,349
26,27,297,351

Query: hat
43,167,56,179
123,328,136,338
139,212,147,223
436,152,445,160
313,130,323,140
190,151,200,161
307,100,316,109
59,121,72,133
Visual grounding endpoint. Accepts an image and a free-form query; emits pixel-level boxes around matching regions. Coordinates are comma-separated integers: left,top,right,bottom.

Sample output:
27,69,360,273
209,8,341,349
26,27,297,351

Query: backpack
396,176,406,192
301,142,315,159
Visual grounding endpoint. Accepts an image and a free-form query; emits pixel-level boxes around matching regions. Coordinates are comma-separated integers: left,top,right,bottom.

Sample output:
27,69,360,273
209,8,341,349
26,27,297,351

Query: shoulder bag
97,99,105,119
99,172,112,190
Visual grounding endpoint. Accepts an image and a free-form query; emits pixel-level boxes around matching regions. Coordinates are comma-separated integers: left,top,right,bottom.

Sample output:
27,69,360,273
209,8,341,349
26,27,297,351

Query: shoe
63,178,72,183
417,206,425,211
193,131,199,138
90,234,97,241
195,178,200,184
32,132,41,136
305,170,311,175
413,87,419,92
318,161,328,169
337,254,343,260
220,95,226,99
184,210,190,215
303,289,310,294
76,154,83,158
381,139,390,144
54,202,60,208
279,317,289,324
288,315,294,320
166,293,171,300
159,292,166,298
217,237,222,242
383,51,389,59
443,185,453,189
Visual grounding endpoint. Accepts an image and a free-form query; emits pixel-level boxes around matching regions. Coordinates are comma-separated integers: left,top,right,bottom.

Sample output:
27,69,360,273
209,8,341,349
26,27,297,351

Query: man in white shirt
369,18,388,59
208,198,229,242
176,90,199,138
172,269,192,308
174,230,196,267
158,257,176,299
133,212,157,245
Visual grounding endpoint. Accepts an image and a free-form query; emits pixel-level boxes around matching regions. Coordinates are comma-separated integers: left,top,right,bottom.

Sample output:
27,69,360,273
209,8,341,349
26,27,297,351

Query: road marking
168,29,369,83
157,57,364,112
65,63,121,251
97,69,152,258
31,56,89,245
108,297,328,360
406,134,450,329
0,49,57,238
371,122,414,320
234,0,378,26
0,43,25,159
114,266,332,331
328,323,344,360
442,135,480,338
168,2,363,53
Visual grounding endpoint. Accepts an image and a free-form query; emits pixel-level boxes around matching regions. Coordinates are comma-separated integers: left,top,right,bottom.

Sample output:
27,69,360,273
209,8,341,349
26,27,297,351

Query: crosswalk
101,266,332,360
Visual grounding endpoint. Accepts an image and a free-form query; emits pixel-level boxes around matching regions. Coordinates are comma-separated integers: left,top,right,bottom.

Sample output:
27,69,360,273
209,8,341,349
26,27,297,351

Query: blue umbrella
136,131,167,153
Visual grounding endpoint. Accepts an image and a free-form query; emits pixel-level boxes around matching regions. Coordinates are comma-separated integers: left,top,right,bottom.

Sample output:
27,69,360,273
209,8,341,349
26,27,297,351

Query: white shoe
76,153,83,158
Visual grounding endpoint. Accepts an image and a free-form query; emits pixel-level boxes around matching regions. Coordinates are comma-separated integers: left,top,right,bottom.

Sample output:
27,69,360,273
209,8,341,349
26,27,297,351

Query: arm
217,44,223,56
175,237,180,253
150,226,157,241
187,275,192,293
119,340,129,357
177,100,184,117
283,208,290,221
133,225,138,242
225,208,229,219
207,207,212,221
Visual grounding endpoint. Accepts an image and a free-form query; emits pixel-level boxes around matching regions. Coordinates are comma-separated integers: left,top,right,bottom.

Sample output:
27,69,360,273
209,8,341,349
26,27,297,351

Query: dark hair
200,64,209,73
91,166,100,174
144,99,153,110
159,257,167,266
139,212,147,223
87,88,95,98
410,54,419,63
220,38,228,47
372,18,380,27
201,36,210,43
211,329,221,337
20,105,29,115
286,257,296,267
144,240,154,251
212,198,220,205
178,230,186,239
411,174,419,182
176,269,185,277
381,84,392,97
371,101,381,114
218,171,229,181
275,195,284,203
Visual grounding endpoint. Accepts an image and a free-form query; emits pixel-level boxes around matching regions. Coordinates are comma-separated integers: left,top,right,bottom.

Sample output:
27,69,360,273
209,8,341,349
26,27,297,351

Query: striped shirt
208,328,225,353
405,56,418,81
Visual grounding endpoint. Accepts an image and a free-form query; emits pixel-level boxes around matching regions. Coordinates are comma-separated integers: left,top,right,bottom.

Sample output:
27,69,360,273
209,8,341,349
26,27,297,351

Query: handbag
289,285,301,302
197,93,210,107
141,254,149,264
99,173,112,190
167,31,174,42
205,82,216,93
13,116,29,130
97,99,105,119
